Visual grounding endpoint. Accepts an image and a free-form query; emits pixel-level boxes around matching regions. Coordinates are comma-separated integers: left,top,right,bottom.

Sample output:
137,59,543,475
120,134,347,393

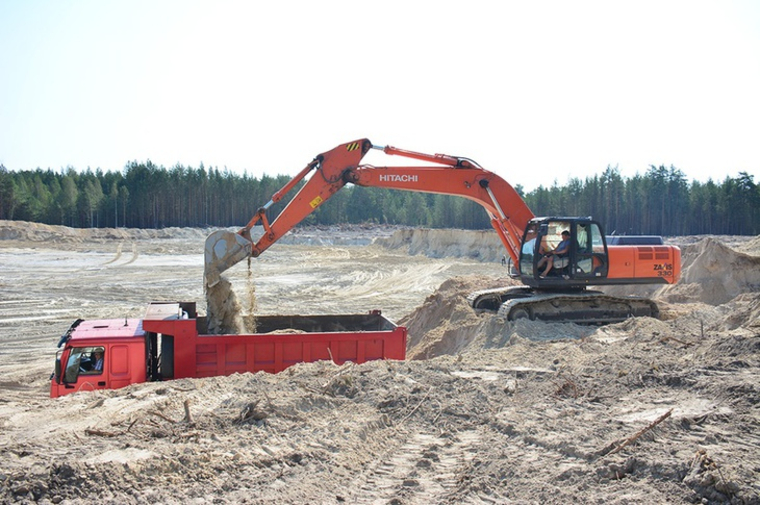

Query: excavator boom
204,139,533,287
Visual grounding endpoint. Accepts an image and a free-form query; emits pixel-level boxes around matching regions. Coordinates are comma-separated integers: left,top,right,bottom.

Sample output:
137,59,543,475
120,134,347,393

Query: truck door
61,346,108,393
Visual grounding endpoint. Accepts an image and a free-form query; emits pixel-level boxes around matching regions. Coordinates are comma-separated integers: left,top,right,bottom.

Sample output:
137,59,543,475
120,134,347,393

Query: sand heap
736,234,760,255
403,275,610,359
400,276,496,359
658,237,760,305
396,275,590,359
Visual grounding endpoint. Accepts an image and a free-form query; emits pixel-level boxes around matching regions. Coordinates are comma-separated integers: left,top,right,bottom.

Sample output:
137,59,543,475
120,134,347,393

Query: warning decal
309,196,324,208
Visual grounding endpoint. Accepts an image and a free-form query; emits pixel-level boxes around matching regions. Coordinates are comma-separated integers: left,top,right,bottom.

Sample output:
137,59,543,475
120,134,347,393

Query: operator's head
561,231,570,238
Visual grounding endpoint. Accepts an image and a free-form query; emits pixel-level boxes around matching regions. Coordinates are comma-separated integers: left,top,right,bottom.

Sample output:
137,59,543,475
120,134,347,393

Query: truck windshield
63,346,105,382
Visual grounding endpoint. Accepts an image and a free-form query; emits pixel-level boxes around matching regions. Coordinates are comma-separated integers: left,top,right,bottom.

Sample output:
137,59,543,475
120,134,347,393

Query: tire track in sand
347,429,486,504
101,242,139,267
101,242,123,265
121,243,139,265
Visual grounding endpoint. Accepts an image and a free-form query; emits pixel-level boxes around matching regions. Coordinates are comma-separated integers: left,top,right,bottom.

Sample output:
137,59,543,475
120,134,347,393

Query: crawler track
468,286,658,324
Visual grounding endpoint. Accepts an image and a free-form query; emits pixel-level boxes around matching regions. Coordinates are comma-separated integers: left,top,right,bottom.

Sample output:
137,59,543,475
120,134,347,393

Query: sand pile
401,275,595,359
0,220,86,242
734,234,760,255
403,276,613,359
400,276,501,359
658,237,760,305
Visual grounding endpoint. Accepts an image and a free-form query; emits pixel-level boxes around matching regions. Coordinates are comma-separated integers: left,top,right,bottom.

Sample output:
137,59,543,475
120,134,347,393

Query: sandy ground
0,220,759,504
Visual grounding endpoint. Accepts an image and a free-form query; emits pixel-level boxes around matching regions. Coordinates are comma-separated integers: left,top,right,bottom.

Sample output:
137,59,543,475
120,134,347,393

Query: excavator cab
519,217,609,289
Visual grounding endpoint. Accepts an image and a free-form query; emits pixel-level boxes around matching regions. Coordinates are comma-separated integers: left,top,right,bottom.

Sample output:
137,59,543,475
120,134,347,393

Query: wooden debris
659,335,693,347
84,428,120,437
399,386,433,425
599,408,673,458
148,410,178,424
238,400,267,423
183,399,193,424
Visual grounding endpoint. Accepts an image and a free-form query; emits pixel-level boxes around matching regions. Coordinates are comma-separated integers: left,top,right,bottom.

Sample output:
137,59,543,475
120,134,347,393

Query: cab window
63,346,105,382
540,221,572,254
574,222,608,277
590,223,605,253
520,224,540,276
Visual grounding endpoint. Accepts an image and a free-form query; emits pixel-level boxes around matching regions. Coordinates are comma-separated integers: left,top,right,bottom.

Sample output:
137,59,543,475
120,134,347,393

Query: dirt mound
734,234,760,255
658,237,760,305
719,292,760,331
0,220,88,242
402,276,600,359
376,228,504,262
401,276,500,359
279,224,399,246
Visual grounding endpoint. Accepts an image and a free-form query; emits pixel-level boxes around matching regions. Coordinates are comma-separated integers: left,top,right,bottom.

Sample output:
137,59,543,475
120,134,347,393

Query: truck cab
50,318,148,398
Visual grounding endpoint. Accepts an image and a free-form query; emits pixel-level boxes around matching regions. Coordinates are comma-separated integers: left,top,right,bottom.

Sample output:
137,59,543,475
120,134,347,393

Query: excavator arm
203,139,534,287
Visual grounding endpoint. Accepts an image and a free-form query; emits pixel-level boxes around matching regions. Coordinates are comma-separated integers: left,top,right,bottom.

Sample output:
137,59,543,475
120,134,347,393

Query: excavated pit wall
374,228,506,262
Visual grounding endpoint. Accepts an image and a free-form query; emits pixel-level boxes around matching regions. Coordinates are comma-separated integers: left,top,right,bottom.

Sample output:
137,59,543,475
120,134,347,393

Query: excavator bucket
204,230,252,288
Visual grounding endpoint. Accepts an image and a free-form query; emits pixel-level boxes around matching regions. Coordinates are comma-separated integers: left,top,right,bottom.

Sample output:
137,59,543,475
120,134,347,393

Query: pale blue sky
1,0,758,190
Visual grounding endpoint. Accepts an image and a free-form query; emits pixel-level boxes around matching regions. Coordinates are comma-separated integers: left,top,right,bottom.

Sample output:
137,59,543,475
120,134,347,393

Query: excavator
204,139,681,324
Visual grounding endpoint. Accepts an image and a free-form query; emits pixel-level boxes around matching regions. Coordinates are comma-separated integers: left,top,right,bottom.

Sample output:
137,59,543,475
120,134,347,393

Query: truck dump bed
143,302,407,380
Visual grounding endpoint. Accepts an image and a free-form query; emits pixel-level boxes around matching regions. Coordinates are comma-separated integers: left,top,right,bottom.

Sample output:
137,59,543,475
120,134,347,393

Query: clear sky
1,0,759,191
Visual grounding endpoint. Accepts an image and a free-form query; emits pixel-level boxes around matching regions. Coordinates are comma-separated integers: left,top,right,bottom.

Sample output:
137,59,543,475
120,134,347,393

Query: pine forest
0,162,757,236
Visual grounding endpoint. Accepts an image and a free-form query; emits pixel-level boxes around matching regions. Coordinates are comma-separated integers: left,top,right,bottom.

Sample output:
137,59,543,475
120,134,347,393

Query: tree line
0,162,757,236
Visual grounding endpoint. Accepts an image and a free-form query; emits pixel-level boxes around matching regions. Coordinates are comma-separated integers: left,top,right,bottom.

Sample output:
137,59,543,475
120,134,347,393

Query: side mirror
54,350,62,384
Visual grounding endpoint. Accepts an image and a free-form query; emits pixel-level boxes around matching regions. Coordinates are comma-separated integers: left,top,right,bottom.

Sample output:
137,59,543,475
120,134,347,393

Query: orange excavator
204,139,680,324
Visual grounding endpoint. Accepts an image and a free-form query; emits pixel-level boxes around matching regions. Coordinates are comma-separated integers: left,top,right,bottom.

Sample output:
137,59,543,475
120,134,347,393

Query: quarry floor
0,221,758,504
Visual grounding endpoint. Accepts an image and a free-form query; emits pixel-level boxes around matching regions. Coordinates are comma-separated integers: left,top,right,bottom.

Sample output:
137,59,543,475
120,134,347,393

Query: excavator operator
538,230,571,278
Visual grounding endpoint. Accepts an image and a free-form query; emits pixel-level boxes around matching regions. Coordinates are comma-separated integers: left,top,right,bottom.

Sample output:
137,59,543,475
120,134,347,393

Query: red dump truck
50,301,407,398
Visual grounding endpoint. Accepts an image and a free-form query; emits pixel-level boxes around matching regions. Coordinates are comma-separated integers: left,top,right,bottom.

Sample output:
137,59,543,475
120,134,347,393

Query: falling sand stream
205,258,258,334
